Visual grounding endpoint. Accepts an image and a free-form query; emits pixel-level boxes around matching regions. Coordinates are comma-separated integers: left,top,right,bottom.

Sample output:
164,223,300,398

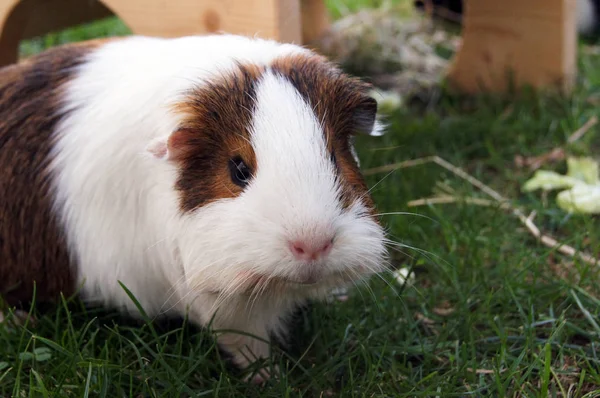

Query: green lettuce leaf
566,157,599,185
522,170,583,192
556,185,600,214
522,156,600,214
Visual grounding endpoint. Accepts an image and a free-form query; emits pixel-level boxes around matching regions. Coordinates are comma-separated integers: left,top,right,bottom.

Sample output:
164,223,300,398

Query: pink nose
289,238,334,261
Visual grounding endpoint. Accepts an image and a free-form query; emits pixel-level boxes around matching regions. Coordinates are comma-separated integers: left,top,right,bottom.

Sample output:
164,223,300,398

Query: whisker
247,274,268,312
373,212,438,223
145,238,168,251
158,254,231,315
342,269,368,305
383,238,449,268
383,237,436,256
346,268,379,306
352,255,401,299
158,287,199,318
383,244,417,264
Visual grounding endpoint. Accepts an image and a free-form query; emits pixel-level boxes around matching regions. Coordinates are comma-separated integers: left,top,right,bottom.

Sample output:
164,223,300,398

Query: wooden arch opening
0,0,330,67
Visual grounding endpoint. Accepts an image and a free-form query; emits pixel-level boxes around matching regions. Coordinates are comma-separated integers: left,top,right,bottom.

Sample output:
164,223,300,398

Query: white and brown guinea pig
0,35,386,377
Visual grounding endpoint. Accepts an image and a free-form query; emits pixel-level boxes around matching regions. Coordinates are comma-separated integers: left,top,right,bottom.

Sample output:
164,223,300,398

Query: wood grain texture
447,0,578,94
0,0,114,65
100,0,299,41
0,0,25,66
300,0,330,44
0,0,326,66
23,0,113,40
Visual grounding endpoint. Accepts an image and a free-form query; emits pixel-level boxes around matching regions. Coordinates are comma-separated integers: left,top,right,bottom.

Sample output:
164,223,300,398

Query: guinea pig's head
149,53,387,299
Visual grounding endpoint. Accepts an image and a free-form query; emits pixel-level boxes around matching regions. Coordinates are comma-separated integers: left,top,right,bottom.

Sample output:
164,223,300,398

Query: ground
3,1,600,396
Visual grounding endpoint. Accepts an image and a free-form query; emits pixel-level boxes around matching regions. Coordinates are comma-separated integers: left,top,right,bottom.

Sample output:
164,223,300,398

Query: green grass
325,0,415,19
4,2,600,397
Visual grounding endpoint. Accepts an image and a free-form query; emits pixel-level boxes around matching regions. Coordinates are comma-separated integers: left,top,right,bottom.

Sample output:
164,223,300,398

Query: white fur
49,34,385,370
578,0,597,35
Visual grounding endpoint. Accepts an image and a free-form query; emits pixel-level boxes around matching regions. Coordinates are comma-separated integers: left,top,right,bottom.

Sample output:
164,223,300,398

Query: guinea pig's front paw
217,332,273,382
326,286,349,302
0,309,37,328
244,364,280,385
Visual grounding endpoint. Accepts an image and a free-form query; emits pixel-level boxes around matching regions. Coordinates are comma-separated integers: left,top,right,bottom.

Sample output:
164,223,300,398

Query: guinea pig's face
151,54,386,297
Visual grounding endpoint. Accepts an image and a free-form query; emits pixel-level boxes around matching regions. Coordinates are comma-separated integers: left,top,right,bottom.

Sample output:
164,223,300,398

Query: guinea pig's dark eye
229,156,252,188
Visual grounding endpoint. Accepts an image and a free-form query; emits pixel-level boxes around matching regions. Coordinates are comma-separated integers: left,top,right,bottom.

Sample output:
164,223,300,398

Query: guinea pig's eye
229,156,252,188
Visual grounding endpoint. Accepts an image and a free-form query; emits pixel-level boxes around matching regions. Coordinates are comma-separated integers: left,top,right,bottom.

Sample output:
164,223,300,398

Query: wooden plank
0,0,315,67
0,0,25,65
300,0,330,44
0,0,113,66
22,0,113,40
446,0,578,94
277,0,302,43
102,0,302,42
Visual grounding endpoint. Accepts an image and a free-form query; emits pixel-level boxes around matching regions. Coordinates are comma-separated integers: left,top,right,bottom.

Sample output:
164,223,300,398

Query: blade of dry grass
366,156,600,266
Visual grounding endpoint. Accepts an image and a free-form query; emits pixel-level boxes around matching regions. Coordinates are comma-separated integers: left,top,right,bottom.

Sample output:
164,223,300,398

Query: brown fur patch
271,54,378,212
0,42,99,306
171,64,263,212
171,55,378,215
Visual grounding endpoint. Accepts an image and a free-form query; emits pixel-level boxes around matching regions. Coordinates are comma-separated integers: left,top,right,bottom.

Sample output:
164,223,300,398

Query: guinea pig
0,34,386,380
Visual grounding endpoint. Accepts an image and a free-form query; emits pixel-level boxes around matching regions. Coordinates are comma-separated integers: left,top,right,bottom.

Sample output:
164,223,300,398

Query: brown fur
0,40,378,308
171,54,378,215
0,43,98,306
271,54,378,211
170,64,263,212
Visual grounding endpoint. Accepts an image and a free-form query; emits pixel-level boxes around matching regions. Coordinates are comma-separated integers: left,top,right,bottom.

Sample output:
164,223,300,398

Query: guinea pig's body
0,35,386,375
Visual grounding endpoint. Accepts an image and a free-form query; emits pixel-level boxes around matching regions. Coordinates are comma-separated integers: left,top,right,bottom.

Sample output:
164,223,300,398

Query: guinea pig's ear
353,95,384,136
145,129,190,161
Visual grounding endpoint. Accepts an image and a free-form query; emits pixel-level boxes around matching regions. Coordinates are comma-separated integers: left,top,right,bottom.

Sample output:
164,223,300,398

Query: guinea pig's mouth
246,272,320,287
277,275,319,285
233,262,325,288
235,265,368,292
